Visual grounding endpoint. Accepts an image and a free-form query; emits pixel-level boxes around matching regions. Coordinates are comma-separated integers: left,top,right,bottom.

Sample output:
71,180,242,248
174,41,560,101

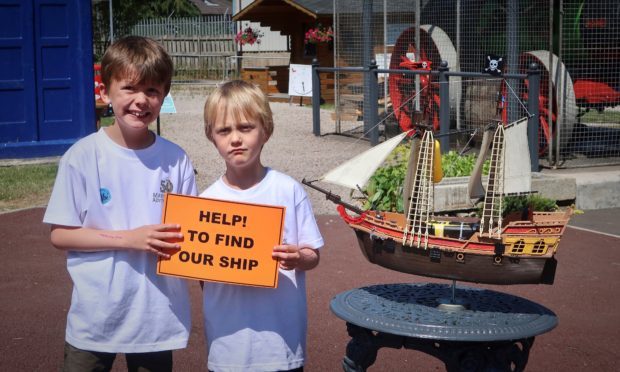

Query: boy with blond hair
201,80,323,371
44,36,196,371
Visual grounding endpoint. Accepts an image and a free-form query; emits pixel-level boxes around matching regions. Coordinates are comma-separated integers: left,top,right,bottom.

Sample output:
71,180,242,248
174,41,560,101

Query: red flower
235,26,263,46
304,24,333,44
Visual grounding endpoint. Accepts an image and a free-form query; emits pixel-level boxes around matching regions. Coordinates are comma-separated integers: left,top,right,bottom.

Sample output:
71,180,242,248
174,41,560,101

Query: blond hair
203,80,274,142
101,36,174,94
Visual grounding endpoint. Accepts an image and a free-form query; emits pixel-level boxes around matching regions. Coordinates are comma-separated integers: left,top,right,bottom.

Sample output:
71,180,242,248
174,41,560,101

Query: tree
148,0,201,17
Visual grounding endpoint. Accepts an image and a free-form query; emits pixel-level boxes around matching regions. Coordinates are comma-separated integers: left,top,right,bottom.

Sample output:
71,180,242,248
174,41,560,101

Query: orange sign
157,193,285,288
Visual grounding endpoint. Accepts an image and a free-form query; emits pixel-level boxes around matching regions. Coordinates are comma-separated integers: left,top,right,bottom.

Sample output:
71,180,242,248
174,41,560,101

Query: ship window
532,240,546,254
512,240,525,253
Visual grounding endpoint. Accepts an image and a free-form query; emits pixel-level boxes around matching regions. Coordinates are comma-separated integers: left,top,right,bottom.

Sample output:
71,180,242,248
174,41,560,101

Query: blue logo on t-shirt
100,188,111,204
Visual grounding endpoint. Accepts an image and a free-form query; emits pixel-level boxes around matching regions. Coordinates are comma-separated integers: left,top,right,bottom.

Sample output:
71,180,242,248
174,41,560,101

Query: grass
100,116,114,127
1,113,161,214
0,163,58,212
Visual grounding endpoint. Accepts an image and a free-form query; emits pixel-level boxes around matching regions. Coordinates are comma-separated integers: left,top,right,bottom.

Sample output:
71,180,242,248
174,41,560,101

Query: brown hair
203,80,274,142
100,36,173,94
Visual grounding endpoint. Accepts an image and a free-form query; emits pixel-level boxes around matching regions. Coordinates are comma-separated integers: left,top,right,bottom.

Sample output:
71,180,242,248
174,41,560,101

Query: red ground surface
1,208,619,371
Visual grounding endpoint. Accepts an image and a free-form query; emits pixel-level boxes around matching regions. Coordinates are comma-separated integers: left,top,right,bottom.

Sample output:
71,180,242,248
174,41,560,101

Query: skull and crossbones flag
483,54,504,76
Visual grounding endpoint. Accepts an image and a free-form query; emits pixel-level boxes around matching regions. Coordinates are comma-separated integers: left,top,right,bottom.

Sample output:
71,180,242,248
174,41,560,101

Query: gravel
160,87,373,215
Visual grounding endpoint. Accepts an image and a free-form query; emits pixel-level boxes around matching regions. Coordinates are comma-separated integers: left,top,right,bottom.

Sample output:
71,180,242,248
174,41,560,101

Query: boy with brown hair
43,36,196,371
200,80,323,371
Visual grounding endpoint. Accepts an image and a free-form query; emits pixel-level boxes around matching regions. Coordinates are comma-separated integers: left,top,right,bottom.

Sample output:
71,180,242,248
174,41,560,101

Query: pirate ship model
304,118,572,285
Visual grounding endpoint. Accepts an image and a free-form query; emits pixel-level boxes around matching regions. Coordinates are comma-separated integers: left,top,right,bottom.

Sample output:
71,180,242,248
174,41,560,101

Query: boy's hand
127,224,183,258
49,224,185,256
272,244,320,271
272,244,301,270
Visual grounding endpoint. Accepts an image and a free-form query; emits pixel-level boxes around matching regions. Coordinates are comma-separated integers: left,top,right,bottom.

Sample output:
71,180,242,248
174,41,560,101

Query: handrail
311,59,541,171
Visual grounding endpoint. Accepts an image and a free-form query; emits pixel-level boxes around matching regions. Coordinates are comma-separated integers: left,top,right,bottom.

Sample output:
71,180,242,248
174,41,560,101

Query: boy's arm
272,245,320,271
50,223,183,258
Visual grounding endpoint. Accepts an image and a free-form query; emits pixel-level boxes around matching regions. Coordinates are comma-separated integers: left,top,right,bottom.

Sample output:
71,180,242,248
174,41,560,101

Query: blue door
0,0,37,143
0,0,94,158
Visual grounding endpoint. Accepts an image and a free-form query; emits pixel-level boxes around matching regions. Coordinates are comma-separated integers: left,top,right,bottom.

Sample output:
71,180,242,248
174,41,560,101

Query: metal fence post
527,62,540,171
438,60,450,153
312,58,321,137
367,59,379,145
506,0,519,124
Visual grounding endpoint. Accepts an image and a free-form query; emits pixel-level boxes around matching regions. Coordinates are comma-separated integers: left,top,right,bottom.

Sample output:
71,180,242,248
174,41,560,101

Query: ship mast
403,131,435,248
480,124,505,238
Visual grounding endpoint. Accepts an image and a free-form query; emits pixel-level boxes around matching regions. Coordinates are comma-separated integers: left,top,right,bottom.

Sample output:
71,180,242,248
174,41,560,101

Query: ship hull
353,229,557,285
338,209,571,285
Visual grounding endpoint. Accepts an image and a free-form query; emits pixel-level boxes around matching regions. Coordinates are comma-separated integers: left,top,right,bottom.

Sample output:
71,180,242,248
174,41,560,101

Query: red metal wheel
388,25,458,134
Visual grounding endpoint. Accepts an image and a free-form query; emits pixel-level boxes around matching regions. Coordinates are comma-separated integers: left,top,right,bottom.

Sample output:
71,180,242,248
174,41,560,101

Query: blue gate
0,0,94,158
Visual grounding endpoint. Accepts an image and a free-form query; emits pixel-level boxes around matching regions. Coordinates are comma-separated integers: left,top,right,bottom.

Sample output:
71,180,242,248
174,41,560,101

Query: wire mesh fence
332,0,620,167
559,0,620,166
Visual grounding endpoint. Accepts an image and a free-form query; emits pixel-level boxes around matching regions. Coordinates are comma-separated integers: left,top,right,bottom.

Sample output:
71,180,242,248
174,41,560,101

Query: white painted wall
234,0,289,52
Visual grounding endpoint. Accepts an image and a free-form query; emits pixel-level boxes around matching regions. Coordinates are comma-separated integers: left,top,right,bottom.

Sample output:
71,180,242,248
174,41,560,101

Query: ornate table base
331,283,557,372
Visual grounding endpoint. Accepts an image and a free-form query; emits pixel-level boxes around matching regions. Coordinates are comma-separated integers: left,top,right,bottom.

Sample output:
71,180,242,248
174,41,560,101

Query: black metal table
330,283,557,372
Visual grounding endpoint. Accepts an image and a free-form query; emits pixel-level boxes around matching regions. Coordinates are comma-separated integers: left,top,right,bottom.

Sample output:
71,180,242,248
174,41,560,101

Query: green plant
362,143,411,212
363,162,406,212
441,150,490,177
476,194,558,218
502,194,558,215
363,143,490,212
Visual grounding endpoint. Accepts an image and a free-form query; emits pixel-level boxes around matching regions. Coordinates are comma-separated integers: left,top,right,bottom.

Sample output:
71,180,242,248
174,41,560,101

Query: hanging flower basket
235,26,263,46
304,42,317,57
304,24,333,44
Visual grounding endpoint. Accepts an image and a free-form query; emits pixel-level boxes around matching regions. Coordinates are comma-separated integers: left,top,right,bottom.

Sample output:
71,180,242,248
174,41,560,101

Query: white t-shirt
200,168,324,372
43,128,197,353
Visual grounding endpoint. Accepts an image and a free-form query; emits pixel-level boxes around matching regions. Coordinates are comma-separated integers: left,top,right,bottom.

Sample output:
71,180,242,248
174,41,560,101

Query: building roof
233,0,333,21
233,0,420,21
189,0,233,16
289,0,334,15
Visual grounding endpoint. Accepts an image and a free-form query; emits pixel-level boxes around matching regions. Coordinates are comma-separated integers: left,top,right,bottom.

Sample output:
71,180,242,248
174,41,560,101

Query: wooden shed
233,0,334,103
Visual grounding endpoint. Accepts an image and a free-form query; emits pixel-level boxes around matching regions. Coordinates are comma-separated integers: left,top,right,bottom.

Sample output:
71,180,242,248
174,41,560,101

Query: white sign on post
375,53,392,80
160,93,177,114
288,64,313,97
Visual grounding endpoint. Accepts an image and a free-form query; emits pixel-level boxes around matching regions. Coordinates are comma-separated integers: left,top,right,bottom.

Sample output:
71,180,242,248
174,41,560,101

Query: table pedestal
330,283,557,372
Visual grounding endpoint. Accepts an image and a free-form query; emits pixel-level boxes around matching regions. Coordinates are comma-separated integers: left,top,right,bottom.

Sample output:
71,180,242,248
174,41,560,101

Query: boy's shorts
62,342,173,372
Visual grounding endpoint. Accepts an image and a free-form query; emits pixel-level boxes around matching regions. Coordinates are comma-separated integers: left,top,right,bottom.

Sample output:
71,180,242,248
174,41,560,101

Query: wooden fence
132,15,233,36
130,16,235,81
96,16,288,81
156,36,236,81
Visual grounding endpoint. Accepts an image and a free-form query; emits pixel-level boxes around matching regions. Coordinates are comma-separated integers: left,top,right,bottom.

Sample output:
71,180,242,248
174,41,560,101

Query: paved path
1,208,619,371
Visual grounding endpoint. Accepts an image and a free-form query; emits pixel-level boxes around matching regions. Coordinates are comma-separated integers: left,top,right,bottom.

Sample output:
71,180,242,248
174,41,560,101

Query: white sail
320,131,411,190
467,124,495,200
504,118,531,194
